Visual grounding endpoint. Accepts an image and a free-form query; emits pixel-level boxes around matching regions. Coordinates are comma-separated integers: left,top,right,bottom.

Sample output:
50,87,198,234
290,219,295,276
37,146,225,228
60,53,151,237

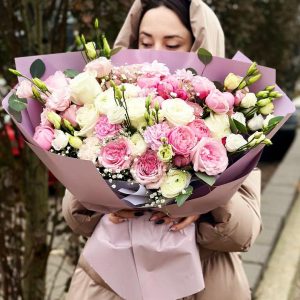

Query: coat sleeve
62,190,103,237
196,168,262,252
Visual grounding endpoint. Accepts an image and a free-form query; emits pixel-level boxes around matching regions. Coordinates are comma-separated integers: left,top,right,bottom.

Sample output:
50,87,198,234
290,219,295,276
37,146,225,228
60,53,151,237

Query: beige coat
63,1,262,299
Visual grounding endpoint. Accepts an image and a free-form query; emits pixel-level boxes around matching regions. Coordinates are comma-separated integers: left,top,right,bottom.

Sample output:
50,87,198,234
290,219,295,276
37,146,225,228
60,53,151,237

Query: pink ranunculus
131,150,166,189
143,122,171,151
191,137,229,176
44,71,69,92
46,88,71,112
187,102,203,118
137,75,160,89
188,119,211,141
234,90,246,106
175,88,188,100
168,126,197,156
192,76,216,99
62,104,79,127
150,96,165,109
223,92,235,110
84,57,113,78
174,155,191,167
98,138,132,172
157,81,174,99
16,80,33,99
205,89,230,114
33,125,54,150
95,115,121,141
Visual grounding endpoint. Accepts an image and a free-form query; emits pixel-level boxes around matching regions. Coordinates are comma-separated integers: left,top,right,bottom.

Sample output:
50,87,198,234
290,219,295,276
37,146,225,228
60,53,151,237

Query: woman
63,1,262,299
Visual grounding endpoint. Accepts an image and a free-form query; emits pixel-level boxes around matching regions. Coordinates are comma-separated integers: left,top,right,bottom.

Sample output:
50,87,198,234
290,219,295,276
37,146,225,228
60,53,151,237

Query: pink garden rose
144,122,170,151
175,88,188,100
137,75,160,89
44,71,69,92
191,137,228,176
131,150,166,189
174,155,191,167
16,80,33,99
62,104,78,127
167,126,197,156
188,119,211,141
157,81,174,99
98,138,131,172
46,88,71,112
192,76,216,99
234,90,246,106
84,57,113,78
223,92,235,110
95,115,121,141
33,125,54,151
205,90,231,114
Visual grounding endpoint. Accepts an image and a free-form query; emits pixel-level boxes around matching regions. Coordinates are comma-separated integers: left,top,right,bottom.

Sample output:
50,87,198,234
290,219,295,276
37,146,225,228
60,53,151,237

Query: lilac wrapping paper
2,49,295,300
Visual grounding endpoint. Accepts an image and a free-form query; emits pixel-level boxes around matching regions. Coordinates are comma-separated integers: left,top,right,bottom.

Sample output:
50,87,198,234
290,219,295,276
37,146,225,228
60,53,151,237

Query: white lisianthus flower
52,130,69,151
127,97,147,129
225,134,247,152
161,98,195,126
121,83,142,99
232,112,246,126
263,114,275,129
107,106,126,124
75,104,99,137
129,133,148,156
260,103,275,115
78,136,101,164
69,72,102,105
240,93,257,108
224,73,242,90
160,170,191,199
94,87,117,115
247,114,264,131
204,113,231,139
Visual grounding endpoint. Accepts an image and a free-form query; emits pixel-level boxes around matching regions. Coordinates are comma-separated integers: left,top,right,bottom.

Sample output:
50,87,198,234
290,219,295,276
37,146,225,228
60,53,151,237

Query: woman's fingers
149,211,167,221
108,213,128,224
169,215,200,232
114,209,144,219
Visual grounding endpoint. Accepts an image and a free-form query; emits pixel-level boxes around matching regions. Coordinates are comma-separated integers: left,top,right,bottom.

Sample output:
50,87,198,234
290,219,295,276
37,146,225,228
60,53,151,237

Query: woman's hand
149,212,200,232
108,209,144,224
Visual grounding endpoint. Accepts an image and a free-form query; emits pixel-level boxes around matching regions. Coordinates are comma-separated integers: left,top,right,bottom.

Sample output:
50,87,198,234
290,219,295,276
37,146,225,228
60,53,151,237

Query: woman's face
138,6,193,52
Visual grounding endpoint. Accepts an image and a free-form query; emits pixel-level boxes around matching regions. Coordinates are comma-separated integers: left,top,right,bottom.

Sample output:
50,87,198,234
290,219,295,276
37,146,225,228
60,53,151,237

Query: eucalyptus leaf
175,186,193,207
197,48,213,65
234,119,248,134
64,69,80,79
8,94,27,112
186,68,198,75
8,106,22,123
229,117,238,134
30,59,46,78
195,172,217,186
110,47,122,56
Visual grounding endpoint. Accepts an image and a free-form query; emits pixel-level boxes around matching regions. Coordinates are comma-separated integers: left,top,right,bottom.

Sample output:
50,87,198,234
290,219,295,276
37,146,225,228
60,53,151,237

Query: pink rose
16,80,33,99
44,71,69,92
84,57,113,78
187,102,203,118
137,75,160,89
188,119,211,141
40,108,52,126
131,150,166,189
168,126,197,156
157,81,174,99
223,92,235,110
62,104,79,127
192,76,216,99
175,88,188,100
144,122,170,151
33,125,54,151
98,138,131,172
46,88,71,112
95,115,121,141
174,155,191,167
234,90,246,106
205,90,230,114
191,137,228,176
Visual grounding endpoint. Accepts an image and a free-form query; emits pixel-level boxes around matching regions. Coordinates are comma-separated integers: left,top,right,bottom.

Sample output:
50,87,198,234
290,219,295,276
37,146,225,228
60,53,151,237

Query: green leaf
8,106,22,123
30,59,46,78
8,93,27,112
197,48,213,65
186,68,198,75
175,186,193,207
229,117,238,134
195,172,217,186
268,116,284,127
110,47,122,56
234,119,248,134
64,69,80,79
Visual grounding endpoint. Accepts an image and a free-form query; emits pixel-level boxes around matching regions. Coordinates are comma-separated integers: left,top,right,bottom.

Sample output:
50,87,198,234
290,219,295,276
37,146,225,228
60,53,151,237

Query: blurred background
0,1,299,299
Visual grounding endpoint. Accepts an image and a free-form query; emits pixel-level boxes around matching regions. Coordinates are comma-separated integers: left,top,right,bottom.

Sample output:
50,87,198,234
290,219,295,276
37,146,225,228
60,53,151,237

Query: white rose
107,106,126,124
75,104,99,137
161,98,195,126
263,114,275,129
247,114,264,131
121,83,142,99
94,87,117,115
52,130,69,151
69,72,102,105
240,93,257,108
225,134,247,152
232,112,246,126
205,113,231,139
127,97,147,129
224,73,242,90
129,133,147,156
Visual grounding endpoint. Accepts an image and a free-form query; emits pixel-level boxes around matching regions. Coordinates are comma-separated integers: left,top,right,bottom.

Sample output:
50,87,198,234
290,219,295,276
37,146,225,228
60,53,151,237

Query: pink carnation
16,80,33,99
33,125,54,151
131,150,166,189
137,75,160,89
84,57,112,78
191,137,228,176
192,76,216,99
167,126,197,156
95,115,121,141
98,138,131,172
157,81,174,99
188,119,211,141
144,123,171,151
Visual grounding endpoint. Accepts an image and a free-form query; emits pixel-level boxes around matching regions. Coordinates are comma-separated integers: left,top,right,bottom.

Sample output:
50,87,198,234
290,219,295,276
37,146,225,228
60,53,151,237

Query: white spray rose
247,114,264,131
75,104,99,137
51,130,69,151
129,133,147,156
224,73,242,90
225,134,247,152
107,106,126,124
69,72,102,105
94,87,117,115
240,93,257,108
127,97,147,129
161,98,195,126
205,113,231,139
232,112,246,126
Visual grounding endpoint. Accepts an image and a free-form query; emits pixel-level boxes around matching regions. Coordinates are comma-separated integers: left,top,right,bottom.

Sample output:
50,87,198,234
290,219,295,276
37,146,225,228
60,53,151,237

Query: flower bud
63,119,74,133
154,101,160,111
32,78,48,92
94,18,99,29
47,111,62,129
266,85,275,92
224,73,242,90
259,103,275,115
247,74,262,85
257,98,271,107
256,91,269,98
9,68,22,77
32,86,42,100
81,34,86,45
247,62,257,76
263,138,272,146
69,136,83,149
85,42,97,60
102,35,111,58
269,91,282,99
157,144,174,163
145,96,151,109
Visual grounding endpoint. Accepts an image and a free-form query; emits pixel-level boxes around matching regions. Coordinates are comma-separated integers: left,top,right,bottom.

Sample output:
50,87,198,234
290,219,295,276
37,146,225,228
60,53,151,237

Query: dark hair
140,0,194,38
